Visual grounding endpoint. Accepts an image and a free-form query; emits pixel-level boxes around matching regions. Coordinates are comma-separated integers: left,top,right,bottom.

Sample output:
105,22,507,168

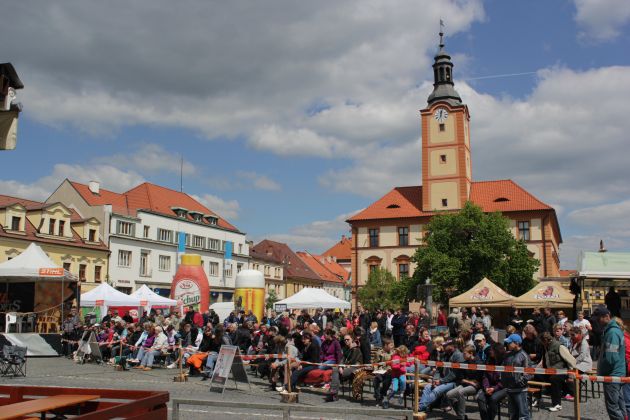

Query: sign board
39,267,64,277
275,303,287,312
95,300,104,306
210,345,250,393
172,279,201,307
75,331,102,363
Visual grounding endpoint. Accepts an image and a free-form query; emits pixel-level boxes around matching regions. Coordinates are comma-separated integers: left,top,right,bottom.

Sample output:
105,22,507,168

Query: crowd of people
62,296,630,420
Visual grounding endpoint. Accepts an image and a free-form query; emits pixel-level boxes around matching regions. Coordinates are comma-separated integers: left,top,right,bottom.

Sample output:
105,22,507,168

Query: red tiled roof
322,235,352,261
559,270,577,277
315,254,350,282
251,240,321,282
348,180,553,222
296,251,346,284
0,195,109,251
70,181,240,233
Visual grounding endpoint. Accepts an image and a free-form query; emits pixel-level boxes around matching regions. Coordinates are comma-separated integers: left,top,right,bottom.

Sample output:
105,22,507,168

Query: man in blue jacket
595,307,626,420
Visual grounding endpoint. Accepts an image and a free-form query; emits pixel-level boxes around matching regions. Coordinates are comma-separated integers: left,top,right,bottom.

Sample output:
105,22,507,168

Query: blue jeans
319,360,335,370
507,390,529,420
140,349,161,367
623,383,630,417
204,352,218,373
419,382,455,412
604,383,626,420
392,374,406,394
290,365,318,389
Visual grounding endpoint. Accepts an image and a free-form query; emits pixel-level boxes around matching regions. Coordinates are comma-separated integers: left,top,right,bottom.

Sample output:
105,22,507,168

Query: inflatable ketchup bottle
170,254,210,313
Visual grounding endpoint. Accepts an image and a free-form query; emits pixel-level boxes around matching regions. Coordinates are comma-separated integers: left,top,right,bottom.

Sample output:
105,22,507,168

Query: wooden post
115,340,124,371
281,357,298,403
573,371,580,420
173,340,187,382
413,359,419,413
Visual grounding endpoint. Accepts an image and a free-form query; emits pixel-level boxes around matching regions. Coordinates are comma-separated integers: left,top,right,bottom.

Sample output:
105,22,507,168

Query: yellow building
0,194,109,292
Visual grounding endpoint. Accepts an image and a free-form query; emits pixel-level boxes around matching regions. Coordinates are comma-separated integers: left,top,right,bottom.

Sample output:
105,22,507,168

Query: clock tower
421,30,471,212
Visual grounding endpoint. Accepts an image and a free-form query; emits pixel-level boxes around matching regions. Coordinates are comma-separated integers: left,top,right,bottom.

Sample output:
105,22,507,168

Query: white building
47,180,249,302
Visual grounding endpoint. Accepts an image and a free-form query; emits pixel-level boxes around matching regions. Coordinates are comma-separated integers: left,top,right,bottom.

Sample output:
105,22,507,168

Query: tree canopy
407,202,539,304
357,267,405,311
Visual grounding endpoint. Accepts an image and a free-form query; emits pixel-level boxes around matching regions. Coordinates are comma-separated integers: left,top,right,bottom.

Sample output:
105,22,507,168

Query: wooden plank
0,394,99,420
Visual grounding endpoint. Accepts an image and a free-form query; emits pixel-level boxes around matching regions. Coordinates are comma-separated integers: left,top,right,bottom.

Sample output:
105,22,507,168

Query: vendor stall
512,280,574,308
80,283,142,320
130,285,178,313
274,287,351,310
449,277,515,308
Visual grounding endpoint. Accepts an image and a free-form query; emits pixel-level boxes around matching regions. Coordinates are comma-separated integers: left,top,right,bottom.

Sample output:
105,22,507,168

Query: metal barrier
171,398,414,420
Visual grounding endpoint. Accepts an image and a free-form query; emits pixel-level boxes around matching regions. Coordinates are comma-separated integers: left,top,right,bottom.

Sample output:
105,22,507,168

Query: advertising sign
172,279,201,307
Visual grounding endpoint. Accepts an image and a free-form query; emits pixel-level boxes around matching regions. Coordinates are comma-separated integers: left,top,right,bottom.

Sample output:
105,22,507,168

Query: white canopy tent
130,285,177,308
210,302,235,322
80,283,142,309
274,288,351,310
0,243,76,282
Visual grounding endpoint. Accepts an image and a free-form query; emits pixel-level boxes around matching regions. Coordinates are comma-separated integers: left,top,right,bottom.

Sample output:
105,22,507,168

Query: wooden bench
0,394,99,420
527,381,551,411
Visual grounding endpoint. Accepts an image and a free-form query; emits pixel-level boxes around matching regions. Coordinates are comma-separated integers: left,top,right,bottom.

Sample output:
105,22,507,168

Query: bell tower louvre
421,29,472,212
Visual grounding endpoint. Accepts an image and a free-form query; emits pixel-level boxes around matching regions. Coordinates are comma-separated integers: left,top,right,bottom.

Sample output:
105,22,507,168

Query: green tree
357,268,406,311
409,202,539,304
266,289,279,310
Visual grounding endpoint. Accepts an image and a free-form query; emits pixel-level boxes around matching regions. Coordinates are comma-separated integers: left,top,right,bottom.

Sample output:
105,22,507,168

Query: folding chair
3,346,27,377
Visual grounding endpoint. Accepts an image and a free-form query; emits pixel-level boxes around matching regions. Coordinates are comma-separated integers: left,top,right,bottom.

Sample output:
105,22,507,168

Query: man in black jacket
289,332,321,390
391,309,407,347
501,334,531,420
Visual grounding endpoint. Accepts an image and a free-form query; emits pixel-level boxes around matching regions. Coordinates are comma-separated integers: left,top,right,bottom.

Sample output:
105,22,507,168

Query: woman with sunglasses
325,334,363,402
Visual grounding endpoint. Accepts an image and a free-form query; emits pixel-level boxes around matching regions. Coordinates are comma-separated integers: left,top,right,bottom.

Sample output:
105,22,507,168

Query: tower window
439,123,445,132
440,154,447,163
441,199,448,207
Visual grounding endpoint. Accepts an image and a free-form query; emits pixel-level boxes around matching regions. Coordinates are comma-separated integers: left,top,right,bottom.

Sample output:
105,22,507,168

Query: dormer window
48,218,56,235
58,220,65,236
10,216,20,231
387,204,400,209
171,207,188,219
88,229,96,242
206,215,218,225
189,211,204,222
493,197,509,202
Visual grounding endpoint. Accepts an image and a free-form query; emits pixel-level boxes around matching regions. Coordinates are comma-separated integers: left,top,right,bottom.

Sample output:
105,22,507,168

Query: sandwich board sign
209,345,250,393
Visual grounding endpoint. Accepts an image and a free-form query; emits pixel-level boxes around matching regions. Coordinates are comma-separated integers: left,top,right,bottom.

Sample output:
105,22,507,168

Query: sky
1,0,630,269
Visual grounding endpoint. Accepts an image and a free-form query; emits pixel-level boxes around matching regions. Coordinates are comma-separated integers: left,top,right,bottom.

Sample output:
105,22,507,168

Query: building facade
250,250,285,301
47,180,248,302
347,33,562,306
0,195,109,292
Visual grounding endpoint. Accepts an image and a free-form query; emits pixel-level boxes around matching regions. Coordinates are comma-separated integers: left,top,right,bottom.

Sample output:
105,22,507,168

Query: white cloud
249,125,342,158
236,171,281,191
260,210,360,253
0,164,145,201
103,144,196,176
573,0,630,42
194,193,240,221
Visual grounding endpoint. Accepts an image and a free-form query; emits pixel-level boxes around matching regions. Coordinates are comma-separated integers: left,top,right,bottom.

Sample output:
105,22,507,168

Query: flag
177,231,186,253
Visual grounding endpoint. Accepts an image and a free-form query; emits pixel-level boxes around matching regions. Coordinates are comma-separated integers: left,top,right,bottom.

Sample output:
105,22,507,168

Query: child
383,345,408,409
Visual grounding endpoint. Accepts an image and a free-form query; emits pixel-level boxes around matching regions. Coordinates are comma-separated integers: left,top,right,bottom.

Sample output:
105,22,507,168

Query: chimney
88,181,100,195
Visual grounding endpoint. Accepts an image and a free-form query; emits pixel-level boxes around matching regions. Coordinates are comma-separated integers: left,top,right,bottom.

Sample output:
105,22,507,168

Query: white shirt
386,314,394,331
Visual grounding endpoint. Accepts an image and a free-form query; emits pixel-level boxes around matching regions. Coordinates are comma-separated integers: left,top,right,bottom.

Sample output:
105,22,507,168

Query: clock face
434,108,448,123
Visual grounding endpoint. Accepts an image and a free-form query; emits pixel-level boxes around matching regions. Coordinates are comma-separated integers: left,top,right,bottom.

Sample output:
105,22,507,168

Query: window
369,264,378,274
193,235,205,248
238,243,243,254
117,220,134,236
209,238,220,250
157,228,173,243
79,264,86,281
185,234,191,247
94,266,102,282
207,216,218,225
209,262,219,277
264,265,270,276
237,263,243,273
58,220,65,236
118,250,132,267
225,265,233,278
439,123,445,132
140,252,149,276
10,216,20,231
441,198,448,207
440,154,447,163
143,226,150,238
399,263,409,280
48,218,56,235
518,221,530,241
253,263,260,271
275,267,281,279
88,229,96,242
63,262,71,272
159,255,171,271
398,227,409,246
368,228,379,247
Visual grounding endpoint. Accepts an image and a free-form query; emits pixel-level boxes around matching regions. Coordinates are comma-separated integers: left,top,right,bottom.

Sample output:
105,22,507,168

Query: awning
449,277,515,308
80,283,142,307
0,243,77,282
512,281,574,308
130,285,177,307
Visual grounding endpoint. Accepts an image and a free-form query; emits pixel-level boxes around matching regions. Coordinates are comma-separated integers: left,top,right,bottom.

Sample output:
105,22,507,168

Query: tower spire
427,21,462,106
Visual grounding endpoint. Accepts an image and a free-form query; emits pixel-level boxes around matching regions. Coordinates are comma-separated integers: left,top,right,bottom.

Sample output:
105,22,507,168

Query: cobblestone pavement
0,357,607,419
